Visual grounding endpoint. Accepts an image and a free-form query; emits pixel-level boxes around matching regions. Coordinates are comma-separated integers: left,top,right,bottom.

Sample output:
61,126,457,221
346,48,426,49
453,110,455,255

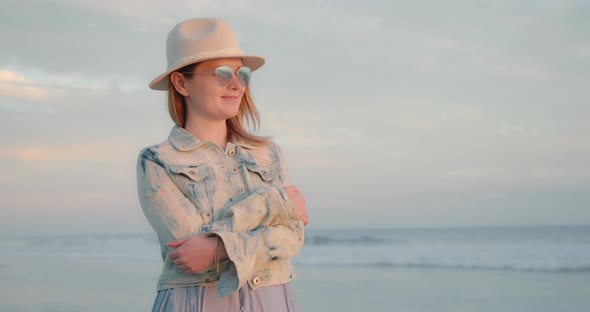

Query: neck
184,116,228,149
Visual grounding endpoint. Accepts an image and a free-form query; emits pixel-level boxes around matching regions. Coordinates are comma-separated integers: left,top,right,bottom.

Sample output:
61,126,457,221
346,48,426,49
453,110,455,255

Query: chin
222,110,240,120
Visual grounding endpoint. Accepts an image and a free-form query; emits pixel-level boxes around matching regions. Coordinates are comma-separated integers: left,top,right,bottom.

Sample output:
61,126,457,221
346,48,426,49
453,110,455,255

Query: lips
221,95,238,99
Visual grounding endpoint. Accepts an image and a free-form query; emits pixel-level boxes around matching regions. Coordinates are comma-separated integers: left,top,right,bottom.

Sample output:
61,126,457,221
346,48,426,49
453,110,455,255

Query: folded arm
136,147,304,297
137,148,297,241
203,141,305,297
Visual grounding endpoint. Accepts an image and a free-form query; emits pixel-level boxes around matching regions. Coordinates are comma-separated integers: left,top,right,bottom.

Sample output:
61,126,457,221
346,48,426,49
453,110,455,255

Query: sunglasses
183,66,251,87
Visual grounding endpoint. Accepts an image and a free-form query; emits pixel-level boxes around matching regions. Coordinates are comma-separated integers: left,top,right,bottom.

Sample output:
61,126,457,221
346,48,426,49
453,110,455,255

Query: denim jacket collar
168,124,259,151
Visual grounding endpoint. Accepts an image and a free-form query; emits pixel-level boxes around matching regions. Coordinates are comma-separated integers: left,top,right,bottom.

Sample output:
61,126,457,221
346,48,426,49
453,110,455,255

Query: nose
227,73,242,90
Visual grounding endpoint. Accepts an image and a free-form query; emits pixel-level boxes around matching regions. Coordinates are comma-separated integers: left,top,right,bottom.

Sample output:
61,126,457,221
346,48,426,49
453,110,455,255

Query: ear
170,72,189,96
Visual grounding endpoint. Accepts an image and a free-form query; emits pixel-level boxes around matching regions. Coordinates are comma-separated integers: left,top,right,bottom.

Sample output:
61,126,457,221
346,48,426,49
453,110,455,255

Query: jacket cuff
212,231,261,297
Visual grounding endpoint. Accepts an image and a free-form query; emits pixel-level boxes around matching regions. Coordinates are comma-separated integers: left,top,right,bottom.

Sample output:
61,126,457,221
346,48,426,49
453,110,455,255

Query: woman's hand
166,235,227,275
283,186,308,226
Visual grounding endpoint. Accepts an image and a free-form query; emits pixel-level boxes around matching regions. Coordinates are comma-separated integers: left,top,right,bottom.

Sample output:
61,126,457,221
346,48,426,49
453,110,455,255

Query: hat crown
165,18,243,70
149,17,265,91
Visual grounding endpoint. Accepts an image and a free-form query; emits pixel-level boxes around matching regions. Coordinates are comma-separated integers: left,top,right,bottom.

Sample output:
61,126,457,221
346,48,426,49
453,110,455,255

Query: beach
1,226,589,311
1,255,589,312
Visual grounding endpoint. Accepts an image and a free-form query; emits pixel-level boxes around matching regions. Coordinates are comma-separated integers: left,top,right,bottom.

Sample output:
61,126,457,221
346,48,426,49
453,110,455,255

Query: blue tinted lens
214,66,234,85
237,66,251,87
214,66,251,87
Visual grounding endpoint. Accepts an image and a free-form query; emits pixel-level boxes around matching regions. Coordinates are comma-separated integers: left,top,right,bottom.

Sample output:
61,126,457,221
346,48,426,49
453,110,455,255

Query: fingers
170,252,193,274
283,185,300,193
285,185,308,225
177,264,193,274
170,250,184,266
284,186,305,205
169,247,183,262
166,238,188,248
170,252,191,273
284,187,304,200
300,212,309,226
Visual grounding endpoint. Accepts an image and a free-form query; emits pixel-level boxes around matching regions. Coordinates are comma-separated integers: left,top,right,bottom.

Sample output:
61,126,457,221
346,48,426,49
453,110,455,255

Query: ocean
1,225,589,311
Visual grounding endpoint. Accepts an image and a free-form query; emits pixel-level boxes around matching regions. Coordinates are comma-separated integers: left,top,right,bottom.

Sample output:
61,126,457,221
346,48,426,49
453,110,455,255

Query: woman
136,18,308,311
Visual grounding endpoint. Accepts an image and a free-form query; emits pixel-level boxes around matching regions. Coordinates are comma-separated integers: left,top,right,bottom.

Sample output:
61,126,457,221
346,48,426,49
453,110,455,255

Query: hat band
167,48,245,70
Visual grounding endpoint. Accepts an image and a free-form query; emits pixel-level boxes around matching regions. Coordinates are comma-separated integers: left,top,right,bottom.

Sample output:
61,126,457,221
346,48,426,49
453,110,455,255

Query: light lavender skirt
151,283,300,312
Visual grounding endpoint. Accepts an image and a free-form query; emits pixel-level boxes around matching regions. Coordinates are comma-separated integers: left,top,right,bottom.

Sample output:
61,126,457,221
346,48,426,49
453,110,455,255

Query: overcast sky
1,0,589,236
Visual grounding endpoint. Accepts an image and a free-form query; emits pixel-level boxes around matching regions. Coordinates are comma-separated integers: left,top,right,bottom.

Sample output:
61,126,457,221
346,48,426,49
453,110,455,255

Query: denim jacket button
252,276,260,285
228,149,235,157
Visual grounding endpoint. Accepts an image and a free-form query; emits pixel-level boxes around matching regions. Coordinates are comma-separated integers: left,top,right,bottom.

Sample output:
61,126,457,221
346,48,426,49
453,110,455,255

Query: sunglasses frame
182,65,251,88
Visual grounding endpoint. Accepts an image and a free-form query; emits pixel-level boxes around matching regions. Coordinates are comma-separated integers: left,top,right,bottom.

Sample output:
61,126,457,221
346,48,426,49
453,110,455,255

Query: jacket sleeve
203,189,304,298
200,141,305,297
136,148,206,245
137,147,298,240
137,144,304,298
203,185,298,233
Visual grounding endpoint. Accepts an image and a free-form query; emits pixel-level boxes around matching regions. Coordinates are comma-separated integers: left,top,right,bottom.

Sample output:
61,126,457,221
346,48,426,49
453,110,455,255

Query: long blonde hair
166,63,270,147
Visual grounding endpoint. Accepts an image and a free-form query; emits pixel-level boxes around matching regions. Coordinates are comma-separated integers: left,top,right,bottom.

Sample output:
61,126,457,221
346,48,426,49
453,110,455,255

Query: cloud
367,17,383,29
1,142,136,163
0,102,56,113
452,105,485,122
0,69,66,100
1,190,127,213
497,121,540,137
0,82,65,101
529,168,566,179
0,66,144,102
292,155,349,168
59,0,188,28
327,127,363,140
576,44,590,57
443,167,506,179
0,70,29,83
488,62,551,79
393,113,437,131
264,113,368,149
414,37,553,80
422,35,479,55
387,149,410,158
1,0,589,232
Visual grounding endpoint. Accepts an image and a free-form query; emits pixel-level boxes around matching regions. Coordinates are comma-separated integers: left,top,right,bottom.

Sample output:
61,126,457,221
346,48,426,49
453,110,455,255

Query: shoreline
1,254,589,312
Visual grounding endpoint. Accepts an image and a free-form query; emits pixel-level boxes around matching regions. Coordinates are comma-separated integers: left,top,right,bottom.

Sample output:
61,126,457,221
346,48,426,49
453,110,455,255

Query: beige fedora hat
149,18,265,91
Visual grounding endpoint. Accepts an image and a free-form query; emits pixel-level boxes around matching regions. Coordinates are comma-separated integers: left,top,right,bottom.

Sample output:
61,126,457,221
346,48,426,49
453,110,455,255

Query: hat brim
148,54,265,91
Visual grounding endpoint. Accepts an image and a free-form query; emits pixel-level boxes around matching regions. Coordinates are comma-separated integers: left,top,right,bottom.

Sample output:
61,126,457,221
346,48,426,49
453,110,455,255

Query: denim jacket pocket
168,164,214,216
169,164,211,182
244,159,281,183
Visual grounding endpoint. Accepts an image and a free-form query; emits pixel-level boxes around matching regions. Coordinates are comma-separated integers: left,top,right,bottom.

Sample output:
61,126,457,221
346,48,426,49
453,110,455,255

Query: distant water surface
0,225,589,312
1,224,588,272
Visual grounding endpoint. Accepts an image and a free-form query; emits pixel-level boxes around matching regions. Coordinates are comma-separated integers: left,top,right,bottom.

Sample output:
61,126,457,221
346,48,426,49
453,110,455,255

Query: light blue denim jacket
136,125,305,298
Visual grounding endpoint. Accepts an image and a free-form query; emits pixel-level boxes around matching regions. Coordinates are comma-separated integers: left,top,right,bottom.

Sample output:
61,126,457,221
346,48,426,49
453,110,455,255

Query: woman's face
181,57,246,122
